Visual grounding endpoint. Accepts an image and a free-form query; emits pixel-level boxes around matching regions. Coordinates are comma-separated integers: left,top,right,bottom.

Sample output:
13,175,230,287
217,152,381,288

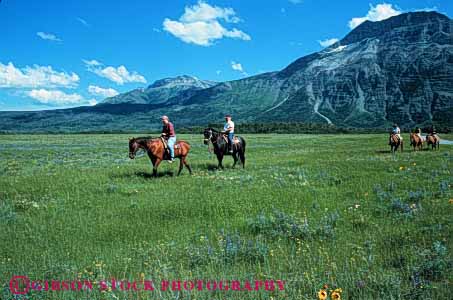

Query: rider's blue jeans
167,136,176,159
228,132,234,147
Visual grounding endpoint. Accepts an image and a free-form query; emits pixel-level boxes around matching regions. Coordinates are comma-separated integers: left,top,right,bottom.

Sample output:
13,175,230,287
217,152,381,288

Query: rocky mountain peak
149,75,216,89
340,11,452,46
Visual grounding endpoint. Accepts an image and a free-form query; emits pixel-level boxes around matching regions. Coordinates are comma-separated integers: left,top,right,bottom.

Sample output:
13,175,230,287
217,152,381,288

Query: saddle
391,133,400,140
160,137,181,160
221,134,240,145
160,137,168,149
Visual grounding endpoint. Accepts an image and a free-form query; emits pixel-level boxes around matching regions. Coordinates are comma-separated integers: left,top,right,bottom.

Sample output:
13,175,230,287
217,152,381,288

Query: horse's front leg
216,153,224,170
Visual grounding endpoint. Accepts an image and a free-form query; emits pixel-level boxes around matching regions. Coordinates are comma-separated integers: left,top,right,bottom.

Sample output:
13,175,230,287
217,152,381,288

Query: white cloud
318,38,339,47
413,7,439,13
349,3,402,29
163,1,251,46
0,62,79,88
28,89,84,105
82,59,101,67
83,60,146,85
37,32,62,42
231,61,244,72
180,0,240,23
27,89,97,106
88,85,119,98
77,17,90,27
231,61,248,76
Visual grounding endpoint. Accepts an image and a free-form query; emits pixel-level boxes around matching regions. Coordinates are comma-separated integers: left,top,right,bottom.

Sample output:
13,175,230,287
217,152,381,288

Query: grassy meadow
0,133,452,300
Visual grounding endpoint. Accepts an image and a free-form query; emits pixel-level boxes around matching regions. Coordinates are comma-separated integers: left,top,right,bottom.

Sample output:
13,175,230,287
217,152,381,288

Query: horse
203,128,246,169
426,134,440,150
389,133,403,154
128,136,192,177
410,133,423,151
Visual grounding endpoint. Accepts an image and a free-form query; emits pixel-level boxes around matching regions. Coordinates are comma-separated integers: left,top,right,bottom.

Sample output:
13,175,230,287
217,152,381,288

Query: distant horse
410,133,423,151
389,134,403,154
129,137,192,176
426,134,440,150
203,128,246,169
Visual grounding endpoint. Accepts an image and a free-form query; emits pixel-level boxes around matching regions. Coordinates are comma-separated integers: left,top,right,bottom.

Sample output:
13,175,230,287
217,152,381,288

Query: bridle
129,140,148,158
129,140,139,159
204,129,219,154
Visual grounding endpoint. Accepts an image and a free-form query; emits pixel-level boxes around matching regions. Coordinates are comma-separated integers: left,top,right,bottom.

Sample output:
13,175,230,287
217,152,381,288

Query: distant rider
389,123,402,144
222,114,235,153
429,126,440,140
161,115,176,162
415,127,424,141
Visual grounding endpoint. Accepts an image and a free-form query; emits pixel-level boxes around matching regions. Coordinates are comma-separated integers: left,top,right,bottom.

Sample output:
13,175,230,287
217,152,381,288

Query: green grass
0,134,452,300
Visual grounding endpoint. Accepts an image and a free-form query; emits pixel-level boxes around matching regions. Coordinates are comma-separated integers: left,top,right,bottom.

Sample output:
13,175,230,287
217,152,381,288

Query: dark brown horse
426,134,440,150
389,133,403,154
410,133,423,151
203,128,246,169
129,137,192,176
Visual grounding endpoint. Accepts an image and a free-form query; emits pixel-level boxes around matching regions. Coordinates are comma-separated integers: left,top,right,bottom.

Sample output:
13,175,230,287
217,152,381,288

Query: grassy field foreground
0,134,452,300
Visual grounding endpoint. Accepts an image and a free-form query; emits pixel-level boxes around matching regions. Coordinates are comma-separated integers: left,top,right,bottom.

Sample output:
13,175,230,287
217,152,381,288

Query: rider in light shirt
223,114,235,153
392,124,402,140
389,123,402,145
161,115,176,162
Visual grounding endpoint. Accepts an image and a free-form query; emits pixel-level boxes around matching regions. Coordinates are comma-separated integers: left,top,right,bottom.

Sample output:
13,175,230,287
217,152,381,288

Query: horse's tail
176,140,191,152
240,136,246,151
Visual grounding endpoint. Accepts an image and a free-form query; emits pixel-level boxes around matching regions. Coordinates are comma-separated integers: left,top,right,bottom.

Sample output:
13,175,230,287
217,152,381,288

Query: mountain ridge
0,11,452,132
101,75,218,105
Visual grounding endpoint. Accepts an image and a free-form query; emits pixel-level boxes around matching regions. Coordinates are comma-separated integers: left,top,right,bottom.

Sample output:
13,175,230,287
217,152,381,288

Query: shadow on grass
202,163,243,171
375,150,398,154
112,170,175,179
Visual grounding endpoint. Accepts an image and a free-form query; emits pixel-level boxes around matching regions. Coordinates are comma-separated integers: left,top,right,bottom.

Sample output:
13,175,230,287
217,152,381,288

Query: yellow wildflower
318,289,328,300
331,291,341,299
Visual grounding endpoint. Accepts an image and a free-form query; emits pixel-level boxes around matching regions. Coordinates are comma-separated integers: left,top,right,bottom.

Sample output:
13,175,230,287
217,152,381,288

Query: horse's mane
134,136,155,140
205,127,220,133
131,136,157,145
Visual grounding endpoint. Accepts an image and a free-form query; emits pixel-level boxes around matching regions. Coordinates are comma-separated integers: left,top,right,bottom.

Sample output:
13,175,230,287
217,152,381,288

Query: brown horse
426,134,440,150
128,137,192,177
389,133,403,154
410,133,423,151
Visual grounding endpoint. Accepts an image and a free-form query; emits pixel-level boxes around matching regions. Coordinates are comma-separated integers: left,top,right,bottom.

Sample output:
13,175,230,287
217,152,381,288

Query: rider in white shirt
223,114,235,153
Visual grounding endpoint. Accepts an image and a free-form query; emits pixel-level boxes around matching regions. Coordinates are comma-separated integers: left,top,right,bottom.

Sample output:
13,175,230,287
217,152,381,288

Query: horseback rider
389,123,402,144
222,114,235,153
415,127,424,141
429,126,439,140
161,115,176,162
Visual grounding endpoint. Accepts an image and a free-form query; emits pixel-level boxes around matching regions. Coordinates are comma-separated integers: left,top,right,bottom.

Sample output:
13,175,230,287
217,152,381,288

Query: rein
205,129,221,155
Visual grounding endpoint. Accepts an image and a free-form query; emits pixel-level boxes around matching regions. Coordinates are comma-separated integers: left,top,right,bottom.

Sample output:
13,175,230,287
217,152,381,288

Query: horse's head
203,128,214,145
128,137,139,159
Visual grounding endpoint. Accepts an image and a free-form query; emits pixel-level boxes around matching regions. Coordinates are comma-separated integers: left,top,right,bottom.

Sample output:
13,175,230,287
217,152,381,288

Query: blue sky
0,0,451,110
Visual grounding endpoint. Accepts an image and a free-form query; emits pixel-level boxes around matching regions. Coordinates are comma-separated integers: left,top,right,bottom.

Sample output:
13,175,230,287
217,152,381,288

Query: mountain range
1,11,452,132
